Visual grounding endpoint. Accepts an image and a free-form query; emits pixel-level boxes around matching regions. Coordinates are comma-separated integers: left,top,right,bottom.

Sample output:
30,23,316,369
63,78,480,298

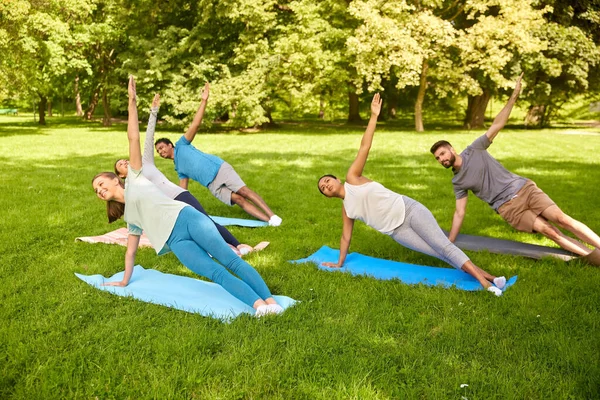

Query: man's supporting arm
448,196,468,242
179,178,189,190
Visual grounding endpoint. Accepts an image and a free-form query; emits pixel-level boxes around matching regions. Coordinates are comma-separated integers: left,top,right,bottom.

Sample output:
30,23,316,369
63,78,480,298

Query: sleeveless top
343,181,406,235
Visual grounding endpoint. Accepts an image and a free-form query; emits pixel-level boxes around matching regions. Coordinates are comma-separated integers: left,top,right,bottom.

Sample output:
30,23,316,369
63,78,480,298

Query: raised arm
103,234,140,287
485,73,524,142
346,94,382,184
448,196,468,242
142,94,160,166
183,82,210,143
127,76,142,170
322,206,355,268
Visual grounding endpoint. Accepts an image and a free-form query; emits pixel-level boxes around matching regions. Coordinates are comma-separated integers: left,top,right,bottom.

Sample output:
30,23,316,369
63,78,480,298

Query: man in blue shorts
430,74,600,263
155,84,282,226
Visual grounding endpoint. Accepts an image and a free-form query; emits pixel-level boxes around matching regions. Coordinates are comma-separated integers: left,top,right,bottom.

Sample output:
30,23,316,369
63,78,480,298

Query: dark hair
92,172,125,223
317,174,337,196
113,159,126,178
430,140,452,154
155,138,173,147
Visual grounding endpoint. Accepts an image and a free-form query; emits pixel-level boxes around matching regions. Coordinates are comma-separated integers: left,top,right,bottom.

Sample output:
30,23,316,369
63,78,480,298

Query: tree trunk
414,60,429,132
47,100,52,117
85,85,100,120
38,95,47,125
102,86,111,126
318,97,325,119
75,76,83,116
347,85,362,123
386,86,398,119
463,89,491,129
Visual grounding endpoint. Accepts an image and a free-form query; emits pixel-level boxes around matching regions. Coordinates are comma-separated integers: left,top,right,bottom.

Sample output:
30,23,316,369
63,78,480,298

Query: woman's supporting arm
346,94,382,184
322,206,355,268
103,234,141,287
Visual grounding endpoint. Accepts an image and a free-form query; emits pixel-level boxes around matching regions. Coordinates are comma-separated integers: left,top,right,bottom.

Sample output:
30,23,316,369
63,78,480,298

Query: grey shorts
207,162,246,205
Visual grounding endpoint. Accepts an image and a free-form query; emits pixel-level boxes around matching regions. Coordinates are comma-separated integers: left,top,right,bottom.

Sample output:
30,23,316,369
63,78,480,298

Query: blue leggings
166,206,272,306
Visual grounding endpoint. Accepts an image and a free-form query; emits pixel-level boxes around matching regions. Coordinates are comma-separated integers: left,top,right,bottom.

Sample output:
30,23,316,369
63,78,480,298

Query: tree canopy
1,0,598,128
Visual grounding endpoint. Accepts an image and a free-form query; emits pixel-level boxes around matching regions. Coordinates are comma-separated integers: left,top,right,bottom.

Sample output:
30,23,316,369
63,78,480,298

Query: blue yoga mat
75,265,296,321
209,216,269,227
291,246,517,292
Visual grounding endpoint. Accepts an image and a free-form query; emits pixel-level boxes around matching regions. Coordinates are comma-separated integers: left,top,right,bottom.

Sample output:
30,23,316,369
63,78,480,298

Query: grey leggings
390,197,469,269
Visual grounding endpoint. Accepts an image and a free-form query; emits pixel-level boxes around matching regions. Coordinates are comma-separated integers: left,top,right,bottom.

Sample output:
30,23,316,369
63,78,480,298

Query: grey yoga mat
444,230,577,261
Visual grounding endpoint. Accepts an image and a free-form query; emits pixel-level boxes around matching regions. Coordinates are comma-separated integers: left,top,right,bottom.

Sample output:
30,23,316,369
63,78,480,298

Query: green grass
1,114,600,399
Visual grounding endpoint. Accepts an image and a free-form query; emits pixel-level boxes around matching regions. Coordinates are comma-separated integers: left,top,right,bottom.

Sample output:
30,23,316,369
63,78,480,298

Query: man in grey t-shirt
430,74,600,262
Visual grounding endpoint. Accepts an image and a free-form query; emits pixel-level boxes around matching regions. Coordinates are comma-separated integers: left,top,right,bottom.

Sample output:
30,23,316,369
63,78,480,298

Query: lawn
1,114,599,399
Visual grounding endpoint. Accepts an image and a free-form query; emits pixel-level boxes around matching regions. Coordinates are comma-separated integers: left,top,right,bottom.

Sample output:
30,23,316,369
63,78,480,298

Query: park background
1,0,600,398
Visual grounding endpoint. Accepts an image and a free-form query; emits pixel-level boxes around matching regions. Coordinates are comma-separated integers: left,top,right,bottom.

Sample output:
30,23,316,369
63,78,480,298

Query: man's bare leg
231,192,270,222
533,217,593,256
237,186,275,219
541,205,600,249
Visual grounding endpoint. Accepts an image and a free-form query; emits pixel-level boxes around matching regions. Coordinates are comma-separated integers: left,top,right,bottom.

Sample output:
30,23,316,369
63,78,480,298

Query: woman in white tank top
317,94,506,296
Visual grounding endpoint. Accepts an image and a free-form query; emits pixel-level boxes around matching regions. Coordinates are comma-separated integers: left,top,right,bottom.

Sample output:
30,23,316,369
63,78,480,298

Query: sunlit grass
1,114,599,398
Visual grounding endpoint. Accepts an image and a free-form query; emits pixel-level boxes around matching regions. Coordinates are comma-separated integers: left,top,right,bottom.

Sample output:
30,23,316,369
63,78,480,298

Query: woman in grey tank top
317,94,507,296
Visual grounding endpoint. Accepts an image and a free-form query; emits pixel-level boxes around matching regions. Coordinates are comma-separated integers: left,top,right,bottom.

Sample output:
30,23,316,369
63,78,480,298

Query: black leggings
174,191,241,247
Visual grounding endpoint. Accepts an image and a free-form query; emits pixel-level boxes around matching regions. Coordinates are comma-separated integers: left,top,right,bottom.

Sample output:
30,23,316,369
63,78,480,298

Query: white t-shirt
343,181,406,235
141,106,186,199
124,166,187,254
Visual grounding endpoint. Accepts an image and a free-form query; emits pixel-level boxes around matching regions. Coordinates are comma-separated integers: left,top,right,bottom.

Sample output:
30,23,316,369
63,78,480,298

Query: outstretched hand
128,76,136,101
151,93,160,108
201,82,210,102
371,93,382,117
511,72,524,99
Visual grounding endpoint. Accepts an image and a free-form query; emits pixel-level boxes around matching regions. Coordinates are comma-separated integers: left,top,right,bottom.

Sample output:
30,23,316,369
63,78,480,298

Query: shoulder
176,136,190,146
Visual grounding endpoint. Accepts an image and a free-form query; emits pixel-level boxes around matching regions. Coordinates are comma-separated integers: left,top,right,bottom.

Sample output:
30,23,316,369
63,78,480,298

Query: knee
555,212,574,228
230,192,244,205
236,186,250,196
537,223,561,241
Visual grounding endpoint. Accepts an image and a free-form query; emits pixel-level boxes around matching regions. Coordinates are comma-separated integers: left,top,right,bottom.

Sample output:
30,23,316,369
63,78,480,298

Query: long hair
92,172,125,223
317,174,337,196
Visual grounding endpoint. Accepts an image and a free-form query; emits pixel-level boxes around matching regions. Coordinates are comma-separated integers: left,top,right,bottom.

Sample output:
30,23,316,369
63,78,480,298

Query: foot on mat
487,286,503,297
493,276,506,289
269,215,282,227
255,304,283,317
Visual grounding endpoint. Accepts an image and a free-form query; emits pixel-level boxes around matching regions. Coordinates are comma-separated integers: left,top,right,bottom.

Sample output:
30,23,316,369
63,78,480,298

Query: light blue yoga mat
291,246,517,292
75,265,296,321
209,216,269,227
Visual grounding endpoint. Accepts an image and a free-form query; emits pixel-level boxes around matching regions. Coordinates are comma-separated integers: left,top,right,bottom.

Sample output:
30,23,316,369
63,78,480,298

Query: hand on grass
321,261,342,268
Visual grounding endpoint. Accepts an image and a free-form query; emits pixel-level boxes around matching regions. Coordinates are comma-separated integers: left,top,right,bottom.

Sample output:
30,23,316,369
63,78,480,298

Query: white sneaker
493,276,506,289
487,286,503,297
255,304,283,317
268,215,282,227
267,304,284,314
255,305,270,318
